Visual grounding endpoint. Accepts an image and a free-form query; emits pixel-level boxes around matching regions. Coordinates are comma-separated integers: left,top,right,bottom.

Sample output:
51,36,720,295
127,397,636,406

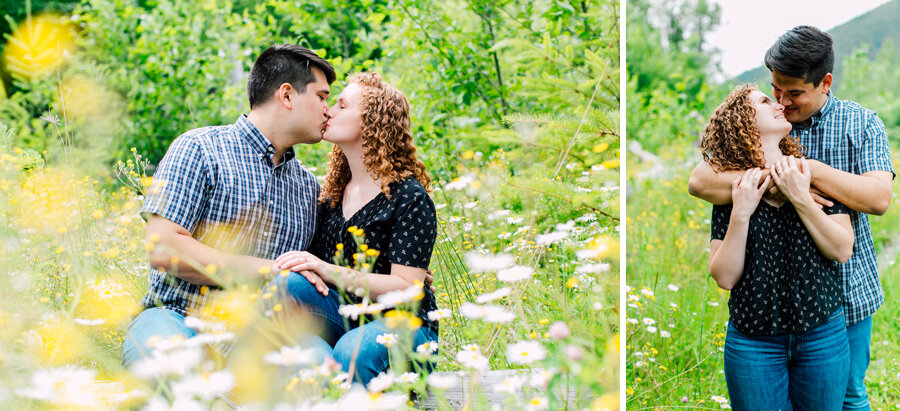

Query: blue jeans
724,308,849,411
844,316,872,410
122,307,197,367
275,272,438,386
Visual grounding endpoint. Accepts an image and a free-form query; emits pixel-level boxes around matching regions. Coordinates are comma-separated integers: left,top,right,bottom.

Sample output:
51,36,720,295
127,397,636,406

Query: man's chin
784,112,803,124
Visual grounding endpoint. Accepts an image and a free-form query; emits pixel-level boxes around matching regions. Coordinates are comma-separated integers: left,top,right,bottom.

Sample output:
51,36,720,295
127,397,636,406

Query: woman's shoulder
389,177,430,199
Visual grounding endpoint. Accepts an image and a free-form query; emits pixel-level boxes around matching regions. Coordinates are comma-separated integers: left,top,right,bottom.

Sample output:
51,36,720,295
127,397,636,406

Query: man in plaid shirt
689,26,893,409
122,44,336,366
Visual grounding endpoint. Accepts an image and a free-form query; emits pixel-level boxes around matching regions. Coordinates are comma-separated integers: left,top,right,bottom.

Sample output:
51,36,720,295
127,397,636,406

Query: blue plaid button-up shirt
792,93,894,326
140,115,320,316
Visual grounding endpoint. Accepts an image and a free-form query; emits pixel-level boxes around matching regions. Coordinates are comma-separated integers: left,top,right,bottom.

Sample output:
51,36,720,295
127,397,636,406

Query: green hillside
735,0,900,89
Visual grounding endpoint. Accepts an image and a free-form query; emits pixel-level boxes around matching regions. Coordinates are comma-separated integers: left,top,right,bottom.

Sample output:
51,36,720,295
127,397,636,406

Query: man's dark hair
247,44,336,108
764,25,834,86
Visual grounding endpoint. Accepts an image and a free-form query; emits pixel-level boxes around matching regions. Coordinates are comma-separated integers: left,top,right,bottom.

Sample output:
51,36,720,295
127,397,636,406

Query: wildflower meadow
0,0,618,410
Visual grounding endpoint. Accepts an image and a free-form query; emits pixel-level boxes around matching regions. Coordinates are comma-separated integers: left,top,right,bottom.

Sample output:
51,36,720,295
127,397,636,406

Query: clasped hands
273,251,336,296
271,251,437,297
731,156,830,220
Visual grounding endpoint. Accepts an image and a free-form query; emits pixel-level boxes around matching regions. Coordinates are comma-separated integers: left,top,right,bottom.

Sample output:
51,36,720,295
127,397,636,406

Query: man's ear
819,73,833,95
275,83,295,109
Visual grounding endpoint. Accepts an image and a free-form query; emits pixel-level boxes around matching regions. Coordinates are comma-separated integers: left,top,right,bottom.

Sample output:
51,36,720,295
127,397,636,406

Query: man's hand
809,186,834,208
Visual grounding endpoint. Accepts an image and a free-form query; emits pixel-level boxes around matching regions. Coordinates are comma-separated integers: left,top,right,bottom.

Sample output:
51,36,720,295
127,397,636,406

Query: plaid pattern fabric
139,115,320,317
792,93,894,326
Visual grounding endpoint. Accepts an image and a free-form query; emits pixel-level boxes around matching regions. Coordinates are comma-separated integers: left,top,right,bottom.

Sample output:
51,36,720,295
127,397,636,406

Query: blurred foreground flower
263,345,317,366
506,340,547,364
29,315,89,365
76,278,139,326
18,366,136,409
464,252,515,273
456,349,489,370
577,235,619,261
3,14,76,81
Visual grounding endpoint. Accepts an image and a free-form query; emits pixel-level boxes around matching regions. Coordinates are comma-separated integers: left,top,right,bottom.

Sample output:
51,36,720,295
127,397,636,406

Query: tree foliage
626,0,726,155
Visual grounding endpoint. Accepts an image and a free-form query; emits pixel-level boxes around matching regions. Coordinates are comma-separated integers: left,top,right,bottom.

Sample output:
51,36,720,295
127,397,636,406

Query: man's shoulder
828,96,878,120
174,124,237,147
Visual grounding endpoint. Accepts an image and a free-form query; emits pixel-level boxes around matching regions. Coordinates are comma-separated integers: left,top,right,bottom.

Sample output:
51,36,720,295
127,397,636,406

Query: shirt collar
235,115,295,165
793,91,835,130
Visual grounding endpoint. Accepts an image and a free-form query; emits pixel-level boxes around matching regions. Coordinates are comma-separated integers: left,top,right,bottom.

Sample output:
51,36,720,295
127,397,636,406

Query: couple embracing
121,44,439,386
690,27,894,410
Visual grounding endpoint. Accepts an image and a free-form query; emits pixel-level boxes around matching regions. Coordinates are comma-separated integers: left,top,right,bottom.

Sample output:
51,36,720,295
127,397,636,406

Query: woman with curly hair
702,84,854,410
272,72,438,386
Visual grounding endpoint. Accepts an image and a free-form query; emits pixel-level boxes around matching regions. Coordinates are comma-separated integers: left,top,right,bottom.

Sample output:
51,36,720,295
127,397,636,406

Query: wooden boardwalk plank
416,370,585,410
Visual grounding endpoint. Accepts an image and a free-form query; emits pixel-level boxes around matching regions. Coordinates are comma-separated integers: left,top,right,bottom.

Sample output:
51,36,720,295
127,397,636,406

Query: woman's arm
772,157,854,262
708,169,769,290
275,251,425,299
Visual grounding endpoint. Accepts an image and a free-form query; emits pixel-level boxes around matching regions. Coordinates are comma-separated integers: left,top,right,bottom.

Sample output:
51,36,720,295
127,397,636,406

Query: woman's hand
274,251,336,296
771,156,813,206
731,168,769,222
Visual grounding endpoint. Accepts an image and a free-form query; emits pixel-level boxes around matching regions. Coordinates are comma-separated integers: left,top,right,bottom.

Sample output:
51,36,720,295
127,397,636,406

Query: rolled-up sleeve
140,135,212,232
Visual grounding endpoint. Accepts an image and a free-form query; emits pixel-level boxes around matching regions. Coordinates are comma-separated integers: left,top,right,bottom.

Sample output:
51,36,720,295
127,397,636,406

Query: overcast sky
705,0,893,78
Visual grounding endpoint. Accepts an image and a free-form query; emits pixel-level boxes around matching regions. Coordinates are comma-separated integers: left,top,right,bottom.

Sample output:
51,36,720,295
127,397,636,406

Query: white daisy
456,349,489,370
366,372,395,392
263,345,316,366
171,370,234,401
475,287,511,304
427,308,452,321
496,265,534,282
375,333,398,348
465,253,515,273
506,341,547,365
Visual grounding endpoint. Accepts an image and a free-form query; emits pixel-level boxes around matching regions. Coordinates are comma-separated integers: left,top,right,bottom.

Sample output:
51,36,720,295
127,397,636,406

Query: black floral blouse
310,178,440,333
711,200,849,335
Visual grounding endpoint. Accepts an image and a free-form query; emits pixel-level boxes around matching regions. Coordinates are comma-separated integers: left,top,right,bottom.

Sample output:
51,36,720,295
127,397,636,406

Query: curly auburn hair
320,72,431,207
700,84,805,171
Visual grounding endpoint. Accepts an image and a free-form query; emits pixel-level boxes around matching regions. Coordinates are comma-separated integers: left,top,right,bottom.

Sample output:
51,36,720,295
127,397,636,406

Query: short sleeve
388,183,437,268
710,204,731,241
823,200,850,216
140,135,212,232
856,112,895,178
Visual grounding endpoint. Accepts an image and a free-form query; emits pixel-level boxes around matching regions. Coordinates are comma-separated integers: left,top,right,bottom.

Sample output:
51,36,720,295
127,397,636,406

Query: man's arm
146,215,274,286
688,161,748,204
808,160,893,215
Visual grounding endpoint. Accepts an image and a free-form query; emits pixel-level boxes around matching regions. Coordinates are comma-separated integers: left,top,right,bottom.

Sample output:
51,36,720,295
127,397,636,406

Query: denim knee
272,273,321,305
270,273,345,344
333,327,389,386
122,307,195,367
